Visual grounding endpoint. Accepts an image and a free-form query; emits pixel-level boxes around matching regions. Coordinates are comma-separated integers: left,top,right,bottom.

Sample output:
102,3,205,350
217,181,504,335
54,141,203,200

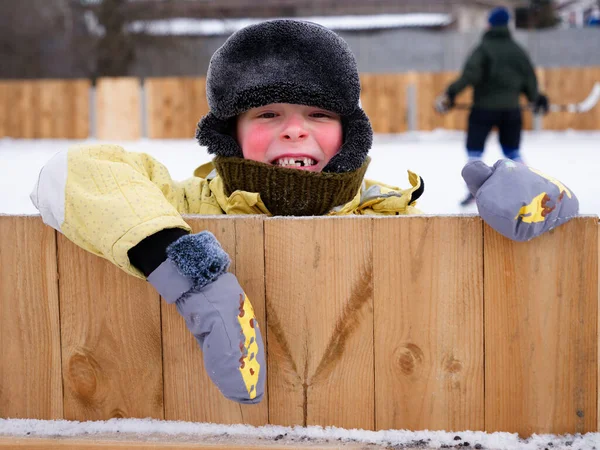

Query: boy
31,19,578,405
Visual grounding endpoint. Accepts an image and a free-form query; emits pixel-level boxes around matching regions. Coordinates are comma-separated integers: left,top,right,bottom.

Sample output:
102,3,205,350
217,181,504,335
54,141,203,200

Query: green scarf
213,156,371,216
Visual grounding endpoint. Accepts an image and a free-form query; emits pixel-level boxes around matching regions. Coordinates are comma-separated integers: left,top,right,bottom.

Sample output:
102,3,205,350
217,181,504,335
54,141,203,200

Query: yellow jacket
31,144,423,278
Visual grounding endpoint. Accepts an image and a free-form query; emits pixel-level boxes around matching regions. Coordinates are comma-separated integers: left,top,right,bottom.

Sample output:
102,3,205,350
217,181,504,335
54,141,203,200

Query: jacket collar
484,26,511,39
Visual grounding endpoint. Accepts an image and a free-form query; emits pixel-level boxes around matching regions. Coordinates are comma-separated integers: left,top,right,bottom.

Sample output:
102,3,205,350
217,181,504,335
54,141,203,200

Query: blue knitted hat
488,7,510,26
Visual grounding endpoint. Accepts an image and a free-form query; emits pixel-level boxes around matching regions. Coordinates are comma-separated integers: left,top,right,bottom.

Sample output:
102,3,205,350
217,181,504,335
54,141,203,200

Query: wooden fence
0,215,598,437
0,67,599,139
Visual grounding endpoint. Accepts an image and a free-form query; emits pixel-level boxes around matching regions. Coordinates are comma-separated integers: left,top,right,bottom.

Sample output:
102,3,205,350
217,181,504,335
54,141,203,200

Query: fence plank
416,71,469,131
265,217,374,429
0,81,6,137
49,79,90,139
359,74,379,131
373,216,484,431
146,77,208,139
0,216,62,419
232,216,269,425
96,78,141,140
0,80,90,139
574,66,600,130
161,217,268,425
71,79,91,139
539,67,600,131
19,82,36,138
484,217,598,436
58,235,163,421
6,81,25,138
361,73,411,133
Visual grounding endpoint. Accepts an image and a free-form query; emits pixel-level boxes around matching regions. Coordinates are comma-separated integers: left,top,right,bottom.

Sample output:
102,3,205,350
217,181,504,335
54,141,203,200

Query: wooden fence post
0,216,62,419
95,77,142,140
484,217,598,436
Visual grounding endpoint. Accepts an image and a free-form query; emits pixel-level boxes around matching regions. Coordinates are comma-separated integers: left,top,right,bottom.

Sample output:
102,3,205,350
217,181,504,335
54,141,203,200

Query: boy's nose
280,116,308,141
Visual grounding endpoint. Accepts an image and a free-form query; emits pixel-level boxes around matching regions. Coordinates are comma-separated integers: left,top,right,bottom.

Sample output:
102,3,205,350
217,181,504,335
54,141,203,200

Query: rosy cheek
239,123,273,162
315,123,343,159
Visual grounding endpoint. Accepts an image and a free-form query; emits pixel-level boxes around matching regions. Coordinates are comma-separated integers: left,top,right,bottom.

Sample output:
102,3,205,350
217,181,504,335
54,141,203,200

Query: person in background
435,6,550,206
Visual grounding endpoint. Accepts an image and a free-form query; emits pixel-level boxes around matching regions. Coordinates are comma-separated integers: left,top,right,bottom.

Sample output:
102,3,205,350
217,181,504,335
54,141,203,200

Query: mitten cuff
166,231,231,291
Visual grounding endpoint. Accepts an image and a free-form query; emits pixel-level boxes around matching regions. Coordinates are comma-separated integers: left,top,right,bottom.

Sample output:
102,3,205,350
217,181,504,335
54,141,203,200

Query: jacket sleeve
521,52,539,103
30,143,192,278
447,46,487,98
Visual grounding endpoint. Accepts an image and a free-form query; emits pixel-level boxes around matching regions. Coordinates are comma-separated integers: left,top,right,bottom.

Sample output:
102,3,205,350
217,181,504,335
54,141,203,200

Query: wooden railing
1,67,599,139
0,215,598,437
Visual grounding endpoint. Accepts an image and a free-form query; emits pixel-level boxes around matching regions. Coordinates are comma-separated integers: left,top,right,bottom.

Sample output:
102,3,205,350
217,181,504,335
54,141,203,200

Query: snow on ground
1,130,598,217
1,417,600,449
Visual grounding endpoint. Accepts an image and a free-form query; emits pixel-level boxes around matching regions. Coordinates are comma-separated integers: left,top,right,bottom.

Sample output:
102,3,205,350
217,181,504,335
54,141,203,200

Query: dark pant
466,108,522,160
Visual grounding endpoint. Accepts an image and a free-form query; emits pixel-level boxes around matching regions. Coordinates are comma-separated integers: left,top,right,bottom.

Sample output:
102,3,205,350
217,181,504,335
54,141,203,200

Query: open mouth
271,157,318,168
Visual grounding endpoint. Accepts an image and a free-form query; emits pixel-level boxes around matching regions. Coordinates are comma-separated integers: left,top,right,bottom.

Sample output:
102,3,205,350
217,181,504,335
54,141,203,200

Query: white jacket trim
30,150,68,232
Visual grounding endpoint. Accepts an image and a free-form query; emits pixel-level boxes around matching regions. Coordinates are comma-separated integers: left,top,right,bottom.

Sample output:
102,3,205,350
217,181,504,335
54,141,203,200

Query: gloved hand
147,231,265,404
462,159,579,242
434,92,455,114
533,93,549,115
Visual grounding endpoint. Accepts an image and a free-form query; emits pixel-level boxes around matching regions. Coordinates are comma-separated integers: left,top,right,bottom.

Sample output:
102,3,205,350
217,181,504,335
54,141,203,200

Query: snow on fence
1,67,600,140
0,215,598,438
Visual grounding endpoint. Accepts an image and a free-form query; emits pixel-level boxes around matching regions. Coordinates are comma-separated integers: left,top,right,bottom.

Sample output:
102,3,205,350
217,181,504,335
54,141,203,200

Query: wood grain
0,216,62,419
146,77,208,139
58,235,163,420
0,81,6,137
360,72,415,133
0,80,89,139
484,217,597,436
373,216,484,431
265,217,374,429
96,78,141,140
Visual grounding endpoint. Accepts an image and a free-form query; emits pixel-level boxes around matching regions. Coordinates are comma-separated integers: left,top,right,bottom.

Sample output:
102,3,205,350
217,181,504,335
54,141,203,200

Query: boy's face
236,103,343,172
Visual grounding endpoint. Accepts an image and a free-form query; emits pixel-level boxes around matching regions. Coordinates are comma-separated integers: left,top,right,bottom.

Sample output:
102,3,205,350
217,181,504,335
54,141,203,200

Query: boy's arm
31,144,267,404
462,160,579,241
30,144,192,278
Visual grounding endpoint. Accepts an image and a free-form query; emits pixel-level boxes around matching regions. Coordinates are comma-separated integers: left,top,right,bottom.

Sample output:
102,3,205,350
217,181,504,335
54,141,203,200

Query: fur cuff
166,232,231,291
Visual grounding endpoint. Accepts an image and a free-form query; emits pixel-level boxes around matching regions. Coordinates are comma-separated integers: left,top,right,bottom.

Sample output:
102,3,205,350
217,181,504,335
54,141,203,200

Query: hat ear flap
196,113,244,158
322,108,373,173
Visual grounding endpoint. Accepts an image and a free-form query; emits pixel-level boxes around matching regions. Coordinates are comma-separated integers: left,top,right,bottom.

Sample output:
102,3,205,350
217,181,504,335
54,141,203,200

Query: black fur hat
196,19,373,173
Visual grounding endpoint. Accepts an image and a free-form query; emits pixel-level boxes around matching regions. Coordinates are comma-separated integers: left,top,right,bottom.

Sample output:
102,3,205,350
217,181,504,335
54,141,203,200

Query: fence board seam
55,230,67,420
259,217,271,427
481,221,486,433
371,218,377,431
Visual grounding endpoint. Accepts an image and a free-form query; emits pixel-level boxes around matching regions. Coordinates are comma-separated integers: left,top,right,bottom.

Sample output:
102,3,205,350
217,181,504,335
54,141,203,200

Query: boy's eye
257,112,277,119
310,112,334,119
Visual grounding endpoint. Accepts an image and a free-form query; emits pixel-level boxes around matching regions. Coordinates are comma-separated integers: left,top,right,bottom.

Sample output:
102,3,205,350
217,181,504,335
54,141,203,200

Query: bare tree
0,1,70,78
94,0,136,78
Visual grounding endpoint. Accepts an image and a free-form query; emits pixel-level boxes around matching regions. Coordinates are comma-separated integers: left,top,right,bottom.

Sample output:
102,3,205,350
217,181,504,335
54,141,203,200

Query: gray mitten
147,232,265,404
462,159,579,242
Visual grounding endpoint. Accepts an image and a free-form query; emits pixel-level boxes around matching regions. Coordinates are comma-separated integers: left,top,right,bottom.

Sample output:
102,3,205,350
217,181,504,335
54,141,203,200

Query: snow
0,417,599,449
1,130,599,217
126,14,453,36
84,12,452,37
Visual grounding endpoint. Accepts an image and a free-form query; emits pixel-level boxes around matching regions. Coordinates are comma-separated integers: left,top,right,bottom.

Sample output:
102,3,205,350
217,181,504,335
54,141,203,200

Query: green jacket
447,26,539,110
